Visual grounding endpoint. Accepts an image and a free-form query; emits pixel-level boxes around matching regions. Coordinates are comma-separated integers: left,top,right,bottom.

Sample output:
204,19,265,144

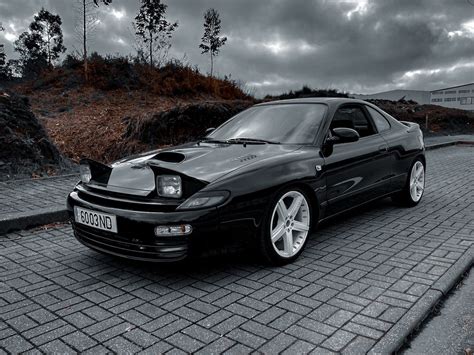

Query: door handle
378,145,388,153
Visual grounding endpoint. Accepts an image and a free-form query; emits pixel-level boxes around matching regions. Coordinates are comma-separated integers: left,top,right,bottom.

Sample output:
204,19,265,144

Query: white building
353,83,474,111
353,89,431,104
430,83,474,111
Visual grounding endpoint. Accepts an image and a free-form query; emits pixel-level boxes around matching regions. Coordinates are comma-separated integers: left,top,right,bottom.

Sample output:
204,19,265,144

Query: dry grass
11,55,253,163
21,87,191,162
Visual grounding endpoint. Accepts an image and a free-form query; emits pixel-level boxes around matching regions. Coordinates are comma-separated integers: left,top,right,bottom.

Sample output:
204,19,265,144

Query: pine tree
30,8,66,66
13,9,66,77
134,0,178,67
14,31,47,77
200,9,227,77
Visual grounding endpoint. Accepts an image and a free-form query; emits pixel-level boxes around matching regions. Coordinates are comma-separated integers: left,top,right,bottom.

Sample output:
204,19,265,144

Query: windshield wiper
226,137,280,144
197,137,229,144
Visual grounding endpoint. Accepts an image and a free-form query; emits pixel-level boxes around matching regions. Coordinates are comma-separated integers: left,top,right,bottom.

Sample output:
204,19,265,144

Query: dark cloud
1,0,473,96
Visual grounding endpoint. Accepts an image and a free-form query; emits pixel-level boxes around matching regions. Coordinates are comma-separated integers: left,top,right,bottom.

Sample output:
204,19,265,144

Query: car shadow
83,197,397,278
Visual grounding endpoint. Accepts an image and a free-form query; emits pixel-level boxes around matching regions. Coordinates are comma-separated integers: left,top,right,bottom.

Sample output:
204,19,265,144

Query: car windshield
207,104,327,144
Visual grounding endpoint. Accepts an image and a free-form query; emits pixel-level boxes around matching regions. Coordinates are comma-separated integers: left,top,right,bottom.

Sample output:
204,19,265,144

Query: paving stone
182,324,220,343
322,329,357,352
361,302,390,318
104,336,142,354
61,331,98,352
258,333,296,354
195,336,235,354
39,339,74,353
342,335,376,354
1,334,34,353
223,343,254,355
63,312,96,328
166,333,204,353
268,311,303,331
137,342,172,354
241,320,279,340
343,322,384,340
227,328,266,348
308,304,339,322
282,339,317,354
0,147,472,353
122,328,159,348
326,309,356,328
286,325,327,345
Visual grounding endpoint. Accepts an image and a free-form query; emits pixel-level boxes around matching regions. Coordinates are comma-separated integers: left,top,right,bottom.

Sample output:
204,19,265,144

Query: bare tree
74,0,112,81
133,0,178,68
200,9,227,77
0,22,4,67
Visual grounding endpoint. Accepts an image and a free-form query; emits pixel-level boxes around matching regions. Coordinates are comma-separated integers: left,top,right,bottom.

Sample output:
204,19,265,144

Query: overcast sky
1,0,473,96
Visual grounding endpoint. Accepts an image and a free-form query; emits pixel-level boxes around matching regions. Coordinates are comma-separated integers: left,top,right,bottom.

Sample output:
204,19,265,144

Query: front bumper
67,190,220,262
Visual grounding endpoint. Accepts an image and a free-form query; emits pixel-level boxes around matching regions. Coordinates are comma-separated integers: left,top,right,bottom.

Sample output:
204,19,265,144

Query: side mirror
330,127,359,144
205,127,216,135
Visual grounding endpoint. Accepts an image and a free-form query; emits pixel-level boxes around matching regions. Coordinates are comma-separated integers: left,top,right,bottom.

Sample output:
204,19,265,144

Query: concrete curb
431,248,474,295
370,250,474,354
0,173,78,185
369,289,443,355
0,206,69,235
425,140,474,150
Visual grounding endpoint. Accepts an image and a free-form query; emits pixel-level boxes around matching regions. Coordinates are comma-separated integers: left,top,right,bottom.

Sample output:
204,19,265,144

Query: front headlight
177,191,230,210
79,163,92,184
157,175,182,198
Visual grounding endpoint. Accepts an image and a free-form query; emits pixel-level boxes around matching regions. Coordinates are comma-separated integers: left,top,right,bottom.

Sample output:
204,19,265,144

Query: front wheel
392,158,425,207
259,187,313,265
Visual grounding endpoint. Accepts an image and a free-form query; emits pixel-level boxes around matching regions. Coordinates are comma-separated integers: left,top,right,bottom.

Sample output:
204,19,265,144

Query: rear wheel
259,187,312,265
392,158,425,207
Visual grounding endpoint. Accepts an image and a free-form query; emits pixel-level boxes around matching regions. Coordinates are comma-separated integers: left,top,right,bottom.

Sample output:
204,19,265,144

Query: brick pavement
0,146,473,354
0,175,78,216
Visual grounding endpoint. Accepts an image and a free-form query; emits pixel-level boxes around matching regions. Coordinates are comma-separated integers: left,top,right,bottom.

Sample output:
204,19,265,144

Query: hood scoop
153,152,186,163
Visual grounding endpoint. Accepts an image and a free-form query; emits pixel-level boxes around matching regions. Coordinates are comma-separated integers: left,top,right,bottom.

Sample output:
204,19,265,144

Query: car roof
256,97,370,107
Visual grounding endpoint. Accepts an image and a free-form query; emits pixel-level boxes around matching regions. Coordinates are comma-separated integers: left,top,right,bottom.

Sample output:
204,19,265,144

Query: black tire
392,157,425,207
259,186,314,265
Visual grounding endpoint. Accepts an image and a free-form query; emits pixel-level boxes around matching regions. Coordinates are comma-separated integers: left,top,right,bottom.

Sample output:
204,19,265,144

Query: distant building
430,83,474,111
353,90,431,104
353,83,474,111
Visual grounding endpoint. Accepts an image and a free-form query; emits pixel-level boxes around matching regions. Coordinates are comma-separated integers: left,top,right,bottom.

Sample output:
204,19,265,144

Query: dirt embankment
0,91,74,180
116,100,254,159
368,99,474,136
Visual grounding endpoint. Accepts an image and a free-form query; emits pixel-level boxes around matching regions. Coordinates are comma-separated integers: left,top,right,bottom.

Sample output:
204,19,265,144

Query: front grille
72,223,189,261
76,185,181,212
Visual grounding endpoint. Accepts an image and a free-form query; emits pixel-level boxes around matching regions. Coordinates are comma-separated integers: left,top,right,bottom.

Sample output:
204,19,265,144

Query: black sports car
67,98,425,265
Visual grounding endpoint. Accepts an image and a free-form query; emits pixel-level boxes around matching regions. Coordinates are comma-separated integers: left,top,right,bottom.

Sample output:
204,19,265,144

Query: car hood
96,142,301,195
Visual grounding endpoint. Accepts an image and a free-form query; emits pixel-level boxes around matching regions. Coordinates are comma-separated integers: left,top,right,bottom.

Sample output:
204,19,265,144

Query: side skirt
318,189,404,223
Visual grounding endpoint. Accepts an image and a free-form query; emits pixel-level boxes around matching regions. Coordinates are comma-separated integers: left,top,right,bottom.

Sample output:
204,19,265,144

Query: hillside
4,59,473,173
12,55,254,164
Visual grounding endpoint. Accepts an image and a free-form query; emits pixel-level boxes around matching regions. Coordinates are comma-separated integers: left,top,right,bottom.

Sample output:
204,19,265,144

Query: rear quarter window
366,106,391,132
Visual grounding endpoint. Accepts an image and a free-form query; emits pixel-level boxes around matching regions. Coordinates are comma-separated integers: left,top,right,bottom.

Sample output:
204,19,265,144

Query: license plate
74,207,117,233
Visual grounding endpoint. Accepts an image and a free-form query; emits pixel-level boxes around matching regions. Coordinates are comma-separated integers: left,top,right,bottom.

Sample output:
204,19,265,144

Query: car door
322,104,392,215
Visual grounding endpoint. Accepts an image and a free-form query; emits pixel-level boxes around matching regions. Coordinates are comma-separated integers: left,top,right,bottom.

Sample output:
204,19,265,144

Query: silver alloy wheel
409,161,425,202
270,191,310,258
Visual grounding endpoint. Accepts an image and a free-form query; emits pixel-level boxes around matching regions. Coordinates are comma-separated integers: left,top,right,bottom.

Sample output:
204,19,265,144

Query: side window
366,106,391,132
330,106,376,138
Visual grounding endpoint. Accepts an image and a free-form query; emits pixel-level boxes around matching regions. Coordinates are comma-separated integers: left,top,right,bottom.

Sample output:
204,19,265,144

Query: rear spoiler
399,121,420,132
